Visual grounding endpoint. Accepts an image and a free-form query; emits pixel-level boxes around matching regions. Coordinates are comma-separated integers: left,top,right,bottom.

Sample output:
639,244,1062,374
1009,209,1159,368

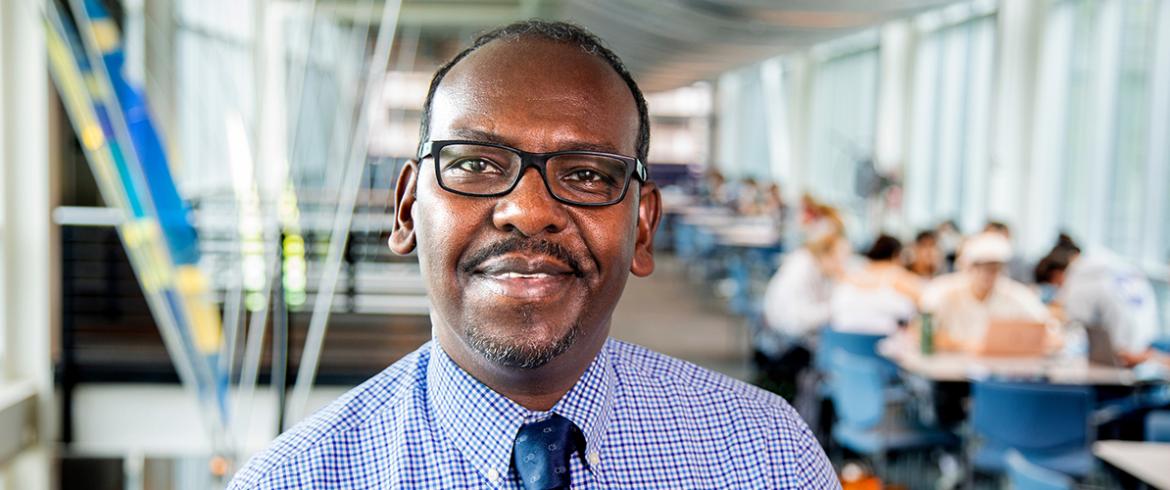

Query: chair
1152,336,1170,354
1146,410,1170,442
827,351,957,466
726,253,755,316
1006,449,1073,490
815,328,896,378
970,381,1094,477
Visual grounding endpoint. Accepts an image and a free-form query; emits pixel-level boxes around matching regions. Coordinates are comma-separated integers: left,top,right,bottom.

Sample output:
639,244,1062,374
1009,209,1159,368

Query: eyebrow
445,128,629,156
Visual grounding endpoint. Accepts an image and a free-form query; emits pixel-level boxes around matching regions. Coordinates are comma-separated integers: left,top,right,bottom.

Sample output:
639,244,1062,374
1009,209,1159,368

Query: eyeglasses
417,140,648,207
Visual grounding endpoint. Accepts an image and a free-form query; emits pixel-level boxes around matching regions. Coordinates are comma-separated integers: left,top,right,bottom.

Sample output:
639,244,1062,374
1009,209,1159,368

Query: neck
434,319,610,412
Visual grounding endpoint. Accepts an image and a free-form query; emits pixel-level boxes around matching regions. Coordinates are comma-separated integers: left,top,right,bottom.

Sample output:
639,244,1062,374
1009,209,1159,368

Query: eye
564,168,608,183
452,158,503,175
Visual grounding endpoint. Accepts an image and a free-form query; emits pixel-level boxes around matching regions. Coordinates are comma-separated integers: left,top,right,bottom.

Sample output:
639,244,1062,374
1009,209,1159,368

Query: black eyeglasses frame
417,139,649,207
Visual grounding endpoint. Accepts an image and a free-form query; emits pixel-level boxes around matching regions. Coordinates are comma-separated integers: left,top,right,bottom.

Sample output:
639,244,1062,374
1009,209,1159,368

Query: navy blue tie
512,414,583,490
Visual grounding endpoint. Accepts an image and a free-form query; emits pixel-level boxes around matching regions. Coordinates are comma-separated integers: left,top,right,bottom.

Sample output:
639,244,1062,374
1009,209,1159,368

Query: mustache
460,237,584,276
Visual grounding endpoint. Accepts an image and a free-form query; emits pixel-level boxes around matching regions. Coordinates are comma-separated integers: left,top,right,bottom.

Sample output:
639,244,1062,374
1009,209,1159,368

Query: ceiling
322,0,962,92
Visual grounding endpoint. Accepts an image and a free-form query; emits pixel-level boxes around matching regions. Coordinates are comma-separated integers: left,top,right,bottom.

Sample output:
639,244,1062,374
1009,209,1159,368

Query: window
1030,0,1169,267
806,46,878,210
904,9,996,232
716,65,776,179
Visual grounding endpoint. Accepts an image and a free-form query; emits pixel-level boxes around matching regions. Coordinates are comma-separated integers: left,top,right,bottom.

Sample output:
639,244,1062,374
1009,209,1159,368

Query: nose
491,168,569,236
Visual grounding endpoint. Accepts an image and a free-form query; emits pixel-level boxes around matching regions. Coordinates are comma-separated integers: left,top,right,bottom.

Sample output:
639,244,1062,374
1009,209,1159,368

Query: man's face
970,261,1004,297
915,238,939,264
390,38,659,369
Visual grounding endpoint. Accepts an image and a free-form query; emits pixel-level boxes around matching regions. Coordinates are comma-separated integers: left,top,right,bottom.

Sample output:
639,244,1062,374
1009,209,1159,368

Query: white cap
960,232,1013,265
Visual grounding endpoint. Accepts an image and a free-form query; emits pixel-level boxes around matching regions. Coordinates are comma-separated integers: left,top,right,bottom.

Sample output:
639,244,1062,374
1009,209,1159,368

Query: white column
760,58,792,186
988,0,1047,244
875,21,915,174
876,21,916,235
782,54,812,199
1,0,56,460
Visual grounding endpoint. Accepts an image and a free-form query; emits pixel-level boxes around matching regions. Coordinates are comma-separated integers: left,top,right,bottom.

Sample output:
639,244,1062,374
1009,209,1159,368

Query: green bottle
920,312,935,355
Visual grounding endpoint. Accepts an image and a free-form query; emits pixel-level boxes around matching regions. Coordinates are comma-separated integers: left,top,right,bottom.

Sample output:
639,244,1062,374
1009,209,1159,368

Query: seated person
983,220,1033,283
1036,238,1160,366
830,234,921,335
735,177,764,215
763,227,848,340
921,233,1052,352
905,229,942,278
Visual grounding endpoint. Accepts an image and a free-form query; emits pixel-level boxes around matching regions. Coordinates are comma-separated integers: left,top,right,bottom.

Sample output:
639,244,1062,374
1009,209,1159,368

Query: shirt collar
427,340,617,482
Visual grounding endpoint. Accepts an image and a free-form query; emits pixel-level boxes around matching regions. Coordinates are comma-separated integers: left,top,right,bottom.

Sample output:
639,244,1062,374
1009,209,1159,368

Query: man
1036,240,1160,366
982,220,1031,282
905,229,941,278
229,21,836,489
921,232,1050,351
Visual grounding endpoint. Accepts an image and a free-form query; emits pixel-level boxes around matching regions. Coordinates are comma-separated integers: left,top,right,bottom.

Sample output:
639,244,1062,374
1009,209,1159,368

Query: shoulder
227,344,431,489
607,339,821,441
606,340,837,485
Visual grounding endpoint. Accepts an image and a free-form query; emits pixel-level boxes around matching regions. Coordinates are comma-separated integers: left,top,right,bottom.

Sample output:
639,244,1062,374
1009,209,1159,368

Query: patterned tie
512,414,584,490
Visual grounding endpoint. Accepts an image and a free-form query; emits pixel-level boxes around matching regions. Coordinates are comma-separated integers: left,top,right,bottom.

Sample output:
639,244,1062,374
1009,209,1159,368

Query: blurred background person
763,220,849,340
983,220,1032,282
922,232,1051,352
830,234,921,335
1036,237,1160,366
700,169,730,207
905,229,942,279
935,219,962,273
762,182,787,224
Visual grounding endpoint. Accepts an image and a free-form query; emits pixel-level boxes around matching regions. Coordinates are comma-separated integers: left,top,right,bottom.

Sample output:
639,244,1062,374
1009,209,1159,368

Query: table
713,224,782,249
879,335,1148,386
1093,440,1170,489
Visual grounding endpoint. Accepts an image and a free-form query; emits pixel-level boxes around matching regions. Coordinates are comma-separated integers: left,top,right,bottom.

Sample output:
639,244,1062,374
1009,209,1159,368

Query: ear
389,159,420,255
630,181,662,277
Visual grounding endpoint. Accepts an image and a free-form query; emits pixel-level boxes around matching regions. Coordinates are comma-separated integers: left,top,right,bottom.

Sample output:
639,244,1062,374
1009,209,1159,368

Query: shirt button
587,452,601,465
486,469,501,483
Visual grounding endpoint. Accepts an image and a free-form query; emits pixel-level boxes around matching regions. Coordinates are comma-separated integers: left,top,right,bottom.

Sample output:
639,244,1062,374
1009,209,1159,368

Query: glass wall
1030,0,1170,267
805,45,879,209
710,0,1168,320
904,7,996,232
716,66,776,179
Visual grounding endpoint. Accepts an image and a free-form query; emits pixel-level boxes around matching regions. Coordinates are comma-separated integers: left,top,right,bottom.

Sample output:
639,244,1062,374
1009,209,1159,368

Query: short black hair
1053,232,1081,255
985,221,1011,234
865,234,903,262
1035,250,1074,284
914,229,937,244
418,20,651,165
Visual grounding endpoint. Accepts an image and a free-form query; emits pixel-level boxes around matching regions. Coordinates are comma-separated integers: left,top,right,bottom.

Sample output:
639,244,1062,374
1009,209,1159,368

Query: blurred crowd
745,191,1170,369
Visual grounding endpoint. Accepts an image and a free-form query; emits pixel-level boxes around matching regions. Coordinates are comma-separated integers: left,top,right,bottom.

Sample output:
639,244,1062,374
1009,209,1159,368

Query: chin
462,315,582,369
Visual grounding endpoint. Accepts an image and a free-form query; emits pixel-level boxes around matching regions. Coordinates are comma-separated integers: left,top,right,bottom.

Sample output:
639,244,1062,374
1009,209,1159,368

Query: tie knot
513,414,583,490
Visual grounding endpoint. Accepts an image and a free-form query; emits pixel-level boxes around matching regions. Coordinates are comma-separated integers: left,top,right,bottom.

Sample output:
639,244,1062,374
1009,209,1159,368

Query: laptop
973,318,1049,357
1084,322,1123,367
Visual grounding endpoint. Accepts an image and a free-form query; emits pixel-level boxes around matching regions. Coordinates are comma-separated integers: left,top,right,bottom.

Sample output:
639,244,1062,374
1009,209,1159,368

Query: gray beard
464,318,581,369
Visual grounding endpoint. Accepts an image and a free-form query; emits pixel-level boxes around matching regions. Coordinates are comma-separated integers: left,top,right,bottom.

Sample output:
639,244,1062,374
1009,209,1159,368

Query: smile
470,254,581,300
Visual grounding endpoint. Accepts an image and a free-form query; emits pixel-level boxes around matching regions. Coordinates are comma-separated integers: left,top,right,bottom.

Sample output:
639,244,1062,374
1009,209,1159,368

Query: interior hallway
609,255,753,381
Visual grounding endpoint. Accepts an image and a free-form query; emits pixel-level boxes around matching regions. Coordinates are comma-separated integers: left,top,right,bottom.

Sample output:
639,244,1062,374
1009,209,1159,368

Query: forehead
429,37,640,154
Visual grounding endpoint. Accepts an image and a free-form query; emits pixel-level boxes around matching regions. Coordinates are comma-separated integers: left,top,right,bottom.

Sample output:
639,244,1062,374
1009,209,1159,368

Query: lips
470,254,580,300
476,254,578,276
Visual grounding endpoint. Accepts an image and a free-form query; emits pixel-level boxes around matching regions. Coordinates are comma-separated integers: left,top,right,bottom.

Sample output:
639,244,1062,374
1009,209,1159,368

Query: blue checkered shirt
229,339,838,488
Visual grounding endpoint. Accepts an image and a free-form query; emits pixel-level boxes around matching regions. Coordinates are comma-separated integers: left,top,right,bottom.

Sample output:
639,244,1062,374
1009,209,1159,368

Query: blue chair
1152,336,1170,354
827,351,957,461
726,253,755,316
815,328,896,377
970,381,1094,477
1006,449,1073,490
1146,410,1170,442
